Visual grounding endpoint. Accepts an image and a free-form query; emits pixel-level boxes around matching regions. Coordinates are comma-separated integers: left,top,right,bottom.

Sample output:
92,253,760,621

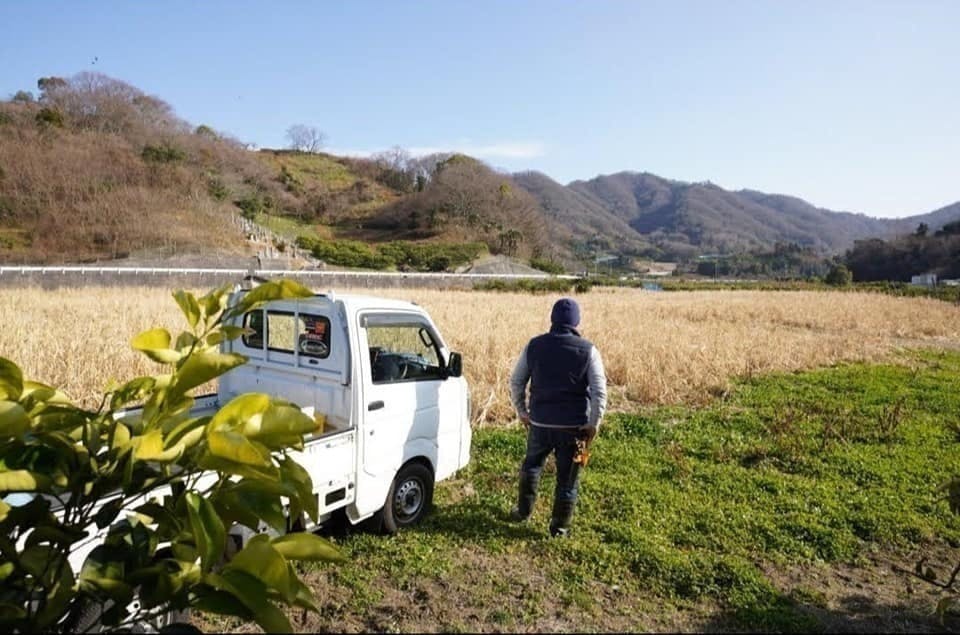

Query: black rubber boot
510,471,540,522
549,499,576,537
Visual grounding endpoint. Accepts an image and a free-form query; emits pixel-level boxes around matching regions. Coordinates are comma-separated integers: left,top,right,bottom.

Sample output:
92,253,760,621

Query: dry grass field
0,284,957,424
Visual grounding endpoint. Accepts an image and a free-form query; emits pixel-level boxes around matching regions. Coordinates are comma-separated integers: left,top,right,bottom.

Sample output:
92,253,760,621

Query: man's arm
509,344,532,424
586,347,608,430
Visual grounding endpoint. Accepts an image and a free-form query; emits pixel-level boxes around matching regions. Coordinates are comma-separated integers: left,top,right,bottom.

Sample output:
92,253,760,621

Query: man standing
509,297,607,537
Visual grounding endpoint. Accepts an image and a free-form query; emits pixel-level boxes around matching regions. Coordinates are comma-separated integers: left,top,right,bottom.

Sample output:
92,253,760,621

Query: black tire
133,609,193,634
380,462,434,534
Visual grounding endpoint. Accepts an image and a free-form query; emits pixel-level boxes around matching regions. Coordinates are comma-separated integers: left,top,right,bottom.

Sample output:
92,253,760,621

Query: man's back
526,329,594,427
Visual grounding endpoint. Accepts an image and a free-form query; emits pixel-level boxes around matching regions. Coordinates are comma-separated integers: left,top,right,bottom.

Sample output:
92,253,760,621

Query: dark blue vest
526,326,594,427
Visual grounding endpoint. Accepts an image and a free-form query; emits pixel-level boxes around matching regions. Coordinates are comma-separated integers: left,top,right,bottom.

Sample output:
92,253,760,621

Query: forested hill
0,73,551,265
512,170,960,262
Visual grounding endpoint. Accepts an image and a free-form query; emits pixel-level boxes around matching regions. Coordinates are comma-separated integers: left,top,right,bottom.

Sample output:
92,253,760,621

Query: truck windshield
367,324,442,383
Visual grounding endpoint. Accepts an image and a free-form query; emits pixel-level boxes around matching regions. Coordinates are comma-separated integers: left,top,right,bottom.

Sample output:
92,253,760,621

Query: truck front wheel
380,462,434,534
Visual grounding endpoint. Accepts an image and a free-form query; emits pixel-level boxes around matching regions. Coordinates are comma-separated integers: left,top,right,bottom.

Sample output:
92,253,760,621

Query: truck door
355,313,447,514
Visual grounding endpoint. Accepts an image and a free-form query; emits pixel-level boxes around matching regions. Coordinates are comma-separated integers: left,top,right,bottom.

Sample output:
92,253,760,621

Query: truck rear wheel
380,462,434,534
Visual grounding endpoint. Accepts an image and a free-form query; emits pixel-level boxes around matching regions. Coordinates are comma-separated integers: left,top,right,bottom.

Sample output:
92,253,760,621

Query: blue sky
1,0,957,218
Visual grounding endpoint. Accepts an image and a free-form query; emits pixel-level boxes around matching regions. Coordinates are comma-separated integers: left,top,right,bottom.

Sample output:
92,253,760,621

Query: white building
910,273,938,287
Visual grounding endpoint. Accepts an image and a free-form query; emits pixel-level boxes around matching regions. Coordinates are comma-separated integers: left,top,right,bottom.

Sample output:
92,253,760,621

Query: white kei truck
218,286,473,536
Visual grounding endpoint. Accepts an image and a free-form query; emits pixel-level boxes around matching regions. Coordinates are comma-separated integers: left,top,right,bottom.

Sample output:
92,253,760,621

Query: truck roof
239,289,425,316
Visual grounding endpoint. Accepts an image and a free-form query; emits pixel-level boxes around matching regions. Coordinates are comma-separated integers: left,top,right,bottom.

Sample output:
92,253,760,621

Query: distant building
910,273,938,287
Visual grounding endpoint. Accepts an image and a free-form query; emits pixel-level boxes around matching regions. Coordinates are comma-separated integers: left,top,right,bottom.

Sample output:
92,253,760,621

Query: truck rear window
242,310,265,349
242,310,331,359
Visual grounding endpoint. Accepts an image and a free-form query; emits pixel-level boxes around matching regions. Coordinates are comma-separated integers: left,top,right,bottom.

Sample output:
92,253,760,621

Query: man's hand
519,413,531,429
578,425,597,444
574,426,596,467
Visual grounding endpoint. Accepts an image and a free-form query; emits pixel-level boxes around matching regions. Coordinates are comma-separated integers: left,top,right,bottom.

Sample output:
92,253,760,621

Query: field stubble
0,285,957,423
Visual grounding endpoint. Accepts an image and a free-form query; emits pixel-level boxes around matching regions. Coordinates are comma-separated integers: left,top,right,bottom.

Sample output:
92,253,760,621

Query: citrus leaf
169,352,246,403
110,422,131,450
175,331,198,352
131,328,171,351
271,532,346,563
207,430,272,467
134,427,186,462
0,357,23,401
225,534,295,602
173,290,201,330
187,492,226,573
209,393,271,431
199,283,233,322
134,429,164,461
206,569,291,633
131,329,182,364
251,402,316,447
198,454,279,482
278,456,318,523
228,279,314,318
0,470,50,492
0,401,29,437
94,498,125,529
218,481,287,533
19,381,68,412
109,377,156,410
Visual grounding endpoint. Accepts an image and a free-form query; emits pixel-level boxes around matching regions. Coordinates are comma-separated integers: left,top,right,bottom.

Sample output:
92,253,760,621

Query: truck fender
347,447,437,524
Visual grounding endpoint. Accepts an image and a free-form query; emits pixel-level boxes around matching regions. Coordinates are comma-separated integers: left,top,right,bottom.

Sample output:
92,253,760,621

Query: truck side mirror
446,352,463,378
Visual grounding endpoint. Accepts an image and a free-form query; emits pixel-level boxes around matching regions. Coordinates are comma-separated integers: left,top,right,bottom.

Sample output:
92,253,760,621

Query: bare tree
286,124,326,153
372,145,414,192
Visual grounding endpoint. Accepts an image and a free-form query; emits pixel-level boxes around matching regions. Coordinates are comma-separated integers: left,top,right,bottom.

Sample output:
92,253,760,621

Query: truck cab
221,289,471,533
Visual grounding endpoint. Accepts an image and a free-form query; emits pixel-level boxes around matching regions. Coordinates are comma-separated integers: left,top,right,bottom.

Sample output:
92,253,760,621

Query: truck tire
133,609,195,634
379,462,434,534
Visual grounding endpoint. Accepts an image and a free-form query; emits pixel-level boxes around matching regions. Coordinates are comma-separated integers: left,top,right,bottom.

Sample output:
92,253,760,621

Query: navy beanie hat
550,297,581,328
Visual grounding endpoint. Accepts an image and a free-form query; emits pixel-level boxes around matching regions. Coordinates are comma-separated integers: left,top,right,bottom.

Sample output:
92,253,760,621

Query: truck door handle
367,400,384,411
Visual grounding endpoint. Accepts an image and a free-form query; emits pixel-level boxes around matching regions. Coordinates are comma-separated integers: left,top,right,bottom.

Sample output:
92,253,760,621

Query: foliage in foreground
290,351,960,632
0,279,344,633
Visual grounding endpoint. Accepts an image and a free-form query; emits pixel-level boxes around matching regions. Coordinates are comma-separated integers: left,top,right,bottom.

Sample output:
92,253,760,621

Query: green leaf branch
0,279,338,633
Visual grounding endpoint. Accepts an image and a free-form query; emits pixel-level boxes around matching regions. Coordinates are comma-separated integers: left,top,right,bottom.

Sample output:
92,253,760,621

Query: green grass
287,351,960,632
259,151,359,190
254,212,328,241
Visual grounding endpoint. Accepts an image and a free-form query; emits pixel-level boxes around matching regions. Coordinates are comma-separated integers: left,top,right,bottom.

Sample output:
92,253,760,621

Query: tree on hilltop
286,124,326,153
34,72,180,135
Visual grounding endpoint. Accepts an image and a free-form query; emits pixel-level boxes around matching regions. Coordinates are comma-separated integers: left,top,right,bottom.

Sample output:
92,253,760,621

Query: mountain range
2,71,958,267
512,170,960,261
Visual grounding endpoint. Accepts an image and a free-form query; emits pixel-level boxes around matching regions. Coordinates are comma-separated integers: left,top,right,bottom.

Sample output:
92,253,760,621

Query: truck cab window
242,310,264,349
367,325,442,384
263,311,332,358
296,314,331,358
267,312,296,352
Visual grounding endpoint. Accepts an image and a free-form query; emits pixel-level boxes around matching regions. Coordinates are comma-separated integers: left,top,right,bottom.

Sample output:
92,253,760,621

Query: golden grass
1,285,957,425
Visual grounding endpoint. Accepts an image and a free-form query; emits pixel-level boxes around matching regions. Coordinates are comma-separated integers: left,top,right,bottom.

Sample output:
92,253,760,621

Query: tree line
843,221,960,282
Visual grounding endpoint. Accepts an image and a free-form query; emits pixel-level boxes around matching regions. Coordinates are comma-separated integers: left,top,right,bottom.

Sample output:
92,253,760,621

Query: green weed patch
295,351,960,631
